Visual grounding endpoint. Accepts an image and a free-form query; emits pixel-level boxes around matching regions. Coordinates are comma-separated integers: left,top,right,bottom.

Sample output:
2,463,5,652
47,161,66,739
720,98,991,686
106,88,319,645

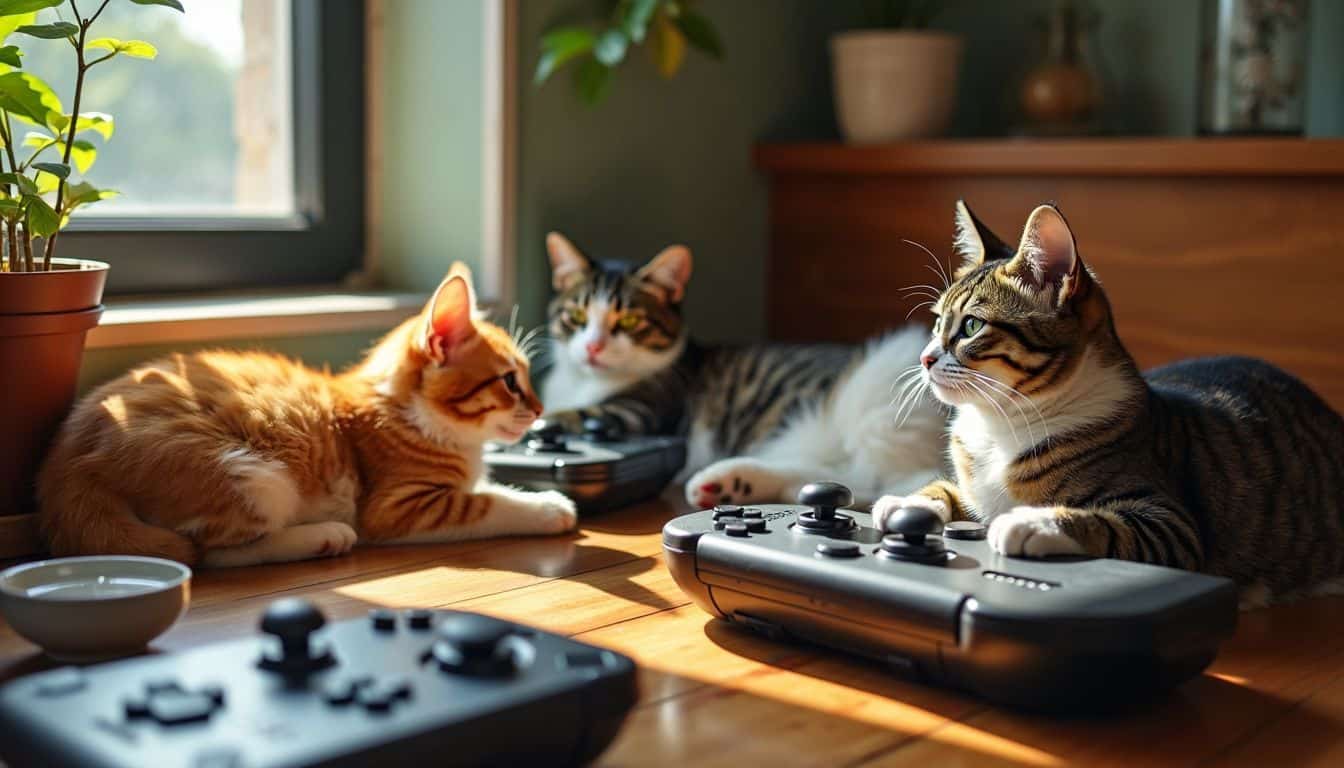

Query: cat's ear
1007,204,1086,304
636,245,693,303
422,272,478,361
953,200,1014,274
546,232,592,293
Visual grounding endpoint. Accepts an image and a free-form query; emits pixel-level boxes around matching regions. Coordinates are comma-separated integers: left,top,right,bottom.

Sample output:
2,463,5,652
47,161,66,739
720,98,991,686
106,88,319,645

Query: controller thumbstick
582,415,624,443
796,482,853,521
883,505,944,544
258,598,336,676
880,504,948,565
525,418,568,451
431,614,518,676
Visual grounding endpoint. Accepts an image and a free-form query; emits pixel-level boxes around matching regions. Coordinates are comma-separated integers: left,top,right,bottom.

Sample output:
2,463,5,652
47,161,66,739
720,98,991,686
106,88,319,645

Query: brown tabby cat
38,263,577,568
875,201,1344,604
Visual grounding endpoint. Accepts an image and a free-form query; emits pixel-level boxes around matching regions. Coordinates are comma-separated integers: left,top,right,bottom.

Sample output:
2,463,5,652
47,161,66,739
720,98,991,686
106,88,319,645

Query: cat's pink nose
921,353,938,369
586,340,606,358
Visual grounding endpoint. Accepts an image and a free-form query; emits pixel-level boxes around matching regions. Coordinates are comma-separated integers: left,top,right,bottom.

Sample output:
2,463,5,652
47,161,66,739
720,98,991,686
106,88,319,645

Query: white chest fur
952,408,1024,522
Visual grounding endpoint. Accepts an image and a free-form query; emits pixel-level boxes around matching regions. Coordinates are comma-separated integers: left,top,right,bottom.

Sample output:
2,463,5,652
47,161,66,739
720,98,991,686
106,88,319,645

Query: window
46,0,364,294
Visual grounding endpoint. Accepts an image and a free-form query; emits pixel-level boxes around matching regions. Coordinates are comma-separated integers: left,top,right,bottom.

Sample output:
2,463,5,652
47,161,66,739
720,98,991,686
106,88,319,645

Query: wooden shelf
754,137,1344,177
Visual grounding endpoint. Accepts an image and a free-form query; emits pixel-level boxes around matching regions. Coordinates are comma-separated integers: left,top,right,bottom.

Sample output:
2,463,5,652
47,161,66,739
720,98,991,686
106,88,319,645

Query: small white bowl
0,556,191,662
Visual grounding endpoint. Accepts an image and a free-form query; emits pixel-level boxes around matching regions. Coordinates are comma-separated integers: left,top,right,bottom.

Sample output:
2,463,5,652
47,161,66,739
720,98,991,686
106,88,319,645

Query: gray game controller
485,418,687,513
663,482,1238,712
0,599,637,767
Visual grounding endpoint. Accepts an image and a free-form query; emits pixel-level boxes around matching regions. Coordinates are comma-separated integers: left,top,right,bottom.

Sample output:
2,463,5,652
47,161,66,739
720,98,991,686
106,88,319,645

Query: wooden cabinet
757,138,1344,410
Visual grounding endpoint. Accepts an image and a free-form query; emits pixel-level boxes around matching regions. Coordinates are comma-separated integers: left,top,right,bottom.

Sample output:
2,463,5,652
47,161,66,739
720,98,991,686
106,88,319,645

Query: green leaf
621,0,659,43
0,1,61,16
65,180,117,208
16,22,78,40
33,167,55,193
126,0,185,11
47,111,114,140
0,173,38,195
87,37,159,59
648,13,686,79
673,11,723,58
0,71,60,126
32,160,67,179
69,139,95,173
0,45,20,67
573,57,611,105
593,28,628,67
0,198,21,217
23,192,58,235
534,26,594,84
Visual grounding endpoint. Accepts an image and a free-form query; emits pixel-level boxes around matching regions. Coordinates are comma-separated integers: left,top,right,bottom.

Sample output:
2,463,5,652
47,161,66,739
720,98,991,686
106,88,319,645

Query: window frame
56,0,366,296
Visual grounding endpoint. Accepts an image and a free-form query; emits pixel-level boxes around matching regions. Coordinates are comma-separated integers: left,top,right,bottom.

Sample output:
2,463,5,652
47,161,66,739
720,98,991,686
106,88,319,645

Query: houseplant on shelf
0,0,182,517
831,0,962,143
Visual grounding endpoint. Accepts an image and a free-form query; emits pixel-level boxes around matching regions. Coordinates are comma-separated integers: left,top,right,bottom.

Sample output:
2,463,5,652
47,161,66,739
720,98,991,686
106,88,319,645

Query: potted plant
831,0,962,143
534,0,723,105
0,0,182,517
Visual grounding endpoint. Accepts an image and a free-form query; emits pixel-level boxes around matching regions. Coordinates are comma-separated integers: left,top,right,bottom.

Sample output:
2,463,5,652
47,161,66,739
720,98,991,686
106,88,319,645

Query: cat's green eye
566,307,587,326
617,312,643,331
961,316,985,337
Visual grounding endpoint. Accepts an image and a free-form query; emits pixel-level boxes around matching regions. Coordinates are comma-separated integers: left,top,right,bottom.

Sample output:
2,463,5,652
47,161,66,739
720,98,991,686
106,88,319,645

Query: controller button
322,679,360,706
724,522,750,537
943,521,987,540
816,541,861,558
357,684,396,713
713,516,742,530
562,650,607,669
369,609,397,631
35,668,85,697
741,508,764,519
406,609,435,630
199,684,226,706
149,692,216,726
146,678,182,695
123,695,151,719
745,519,768,533
383,676,413,700
712,505,744,520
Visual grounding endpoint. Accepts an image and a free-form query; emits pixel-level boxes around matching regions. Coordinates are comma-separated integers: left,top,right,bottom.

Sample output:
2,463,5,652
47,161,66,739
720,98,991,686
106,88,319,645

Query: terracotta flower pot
830,30,963,143
0,259,107,516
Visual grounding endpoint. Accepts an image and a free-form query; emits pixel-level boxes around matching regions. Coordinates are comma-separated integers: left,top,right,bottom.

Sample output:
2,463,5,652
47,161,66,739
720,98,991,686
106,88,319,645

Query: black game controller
0,599,637,767
485,417,687,513
663,482,1239,712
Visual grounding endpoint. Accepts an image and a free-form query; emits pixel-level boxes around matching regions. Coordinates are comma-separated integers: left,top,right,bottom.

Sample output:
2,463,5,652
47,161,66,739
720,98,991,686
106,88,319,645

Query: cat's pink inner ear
425,275,476,358
1016,205,1077,287
547,232,590,292
639,245,693,303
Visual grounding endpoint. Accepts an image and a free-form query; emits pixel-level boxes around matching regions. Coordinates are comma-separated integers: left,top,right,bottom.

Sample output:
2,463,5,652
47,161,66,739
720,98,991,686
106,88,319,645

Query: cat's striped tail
37,481,198,566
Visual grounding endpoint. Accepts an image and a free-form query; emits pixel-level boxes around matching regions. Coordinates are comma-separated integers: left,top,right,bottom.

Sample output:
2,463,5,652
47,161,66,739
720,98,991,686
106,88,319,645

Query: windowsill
87,289,427,350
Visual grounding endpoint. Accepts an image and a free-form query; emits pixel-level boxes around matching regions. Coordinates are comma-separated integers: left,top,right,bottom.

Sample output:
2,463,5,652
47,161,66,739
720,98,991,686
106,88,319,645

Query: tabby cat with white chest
540,233,945,508
875,201,1344,604
39,263,577,567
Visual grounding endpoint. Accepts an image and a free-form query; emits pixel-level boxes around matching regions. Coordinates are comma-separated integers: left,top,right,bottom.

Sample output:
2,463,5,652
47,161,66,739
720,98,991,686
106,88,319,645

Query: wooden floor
2,494,1344,767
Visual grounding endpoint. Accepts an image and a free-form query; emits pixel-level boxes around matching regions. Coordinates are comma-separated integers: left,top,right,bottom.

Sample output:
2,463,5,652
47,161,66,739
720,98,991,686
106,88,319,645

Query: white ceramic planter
830,31,963,143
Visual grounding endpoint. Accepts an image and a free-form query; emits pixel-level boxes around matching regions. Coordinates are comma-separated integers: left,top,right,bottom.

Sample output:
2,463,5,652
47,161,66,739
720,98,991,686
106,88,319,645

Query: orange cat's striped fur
37,263,577,568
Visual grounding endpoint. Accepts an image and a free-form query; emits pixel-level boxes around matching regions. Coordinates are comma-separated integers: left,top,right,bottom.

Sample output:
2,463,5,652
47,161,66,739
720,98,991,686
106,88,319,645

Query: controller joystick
524,419,579,455
880,505,948,565
431,614,519,676
582,415,625,443
794,482,858,534
257,598,336,676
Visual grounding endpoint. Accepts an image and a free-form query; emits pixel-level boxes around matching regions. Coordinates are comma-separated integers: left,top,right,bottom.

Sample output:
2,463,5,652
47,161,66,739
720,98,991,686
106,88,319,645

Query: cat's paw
312,521,359,558
524,490,579,534
871,494,950,533
684,459,785,509
988,506,1085,557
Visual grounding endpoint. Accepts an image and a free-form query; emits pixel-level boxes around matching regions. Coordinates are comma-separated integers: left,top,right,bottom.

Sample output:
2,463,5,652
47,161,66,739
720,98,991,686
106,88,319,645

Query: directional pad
123,680,225,726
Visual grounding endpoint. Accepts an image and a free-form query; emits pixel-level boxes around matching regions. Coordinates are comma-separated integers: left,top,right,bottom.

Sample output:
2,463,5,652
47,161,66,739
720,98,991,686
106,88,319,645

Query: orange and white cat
37,263,577,568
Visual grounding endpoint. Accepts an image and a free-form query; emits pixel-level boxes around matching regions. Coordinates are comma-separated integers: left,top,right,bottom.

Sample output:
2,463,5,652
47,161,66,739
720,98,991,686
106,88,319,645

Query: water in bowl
24,576,168,600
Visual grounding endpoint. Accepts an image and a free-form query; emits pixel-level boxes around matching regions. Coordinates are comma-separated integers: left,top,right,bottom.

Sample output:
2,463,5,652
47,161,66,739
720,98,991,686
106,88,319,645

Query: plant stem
21,218,32,272
43,6,93,271
0,111,20,273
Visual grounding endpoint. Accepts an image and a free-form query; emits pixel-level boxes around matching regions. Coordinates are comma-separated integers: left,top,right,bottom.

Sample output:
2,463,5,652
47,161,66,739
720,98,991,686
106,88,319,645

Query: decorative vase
830,31,963,143
0,259,107,516
1199,0,1309,135
1016,0,1108,136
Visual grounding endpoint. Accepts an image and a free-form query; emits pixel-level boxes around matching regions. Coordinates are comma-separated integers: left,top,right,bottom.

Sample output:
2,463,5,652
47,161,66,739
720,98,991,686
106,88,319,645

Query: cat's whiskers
901,238,950,290
905,300,938,321
957,373,1024,448
964,369,1051,451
